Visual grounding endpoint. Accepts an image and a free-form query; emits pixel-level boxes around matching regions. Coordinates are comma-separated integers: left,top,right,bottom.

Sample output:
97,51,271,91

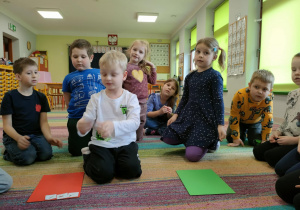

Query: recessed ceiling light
137,13,158,22
37,9,63,19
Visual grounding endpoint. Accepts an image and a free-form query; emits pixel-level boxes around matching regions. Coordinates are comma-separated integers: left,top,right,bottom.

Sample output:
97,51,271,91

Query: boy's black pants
226,122,262,146
83,142,142,184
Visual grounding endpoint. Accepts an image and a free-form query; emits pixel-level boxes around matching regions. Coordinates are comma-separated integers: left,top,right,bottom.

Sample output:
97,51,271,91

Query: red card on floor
27,172,84,203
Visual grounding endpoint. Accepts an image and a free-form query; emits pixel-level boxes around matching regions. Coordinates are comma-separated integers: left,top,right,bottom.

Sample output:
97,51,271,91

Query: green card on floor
176,169,235,195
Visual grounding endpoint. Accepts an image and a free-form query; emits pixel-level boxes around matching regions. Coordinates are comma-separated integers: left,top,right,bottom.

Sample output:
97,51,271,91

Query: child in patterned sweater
227,70,274,147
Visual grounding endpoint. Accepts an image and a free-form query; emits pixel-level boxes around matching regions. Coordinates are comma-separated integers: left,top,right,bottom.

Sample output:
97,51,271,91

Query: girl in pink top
123,40,157,141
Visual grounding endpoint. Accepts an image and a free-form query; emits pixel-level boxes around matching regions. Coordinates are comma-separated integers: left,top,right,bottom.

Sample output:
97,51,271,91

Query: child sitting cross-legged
253,53,300,167
77,50,142,184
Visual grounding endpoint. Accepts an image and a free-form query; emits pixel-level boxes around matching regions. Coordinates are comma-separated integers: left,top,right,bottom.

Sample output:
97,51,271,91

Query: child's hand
166,106,172,114
48,138,63,148
276,136,298,145
95,121,114,139
167,114,178,126
217,125,226,141
17,135,31,150
160,106,172,115
145,60,156,69
228,138,245,147
269,131,281,143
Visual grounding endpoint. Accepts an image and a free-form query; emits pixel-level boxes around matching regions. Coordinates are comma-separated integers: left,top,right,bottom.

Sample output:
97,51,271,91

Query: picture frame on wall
178,53,184,81
150,43,170,73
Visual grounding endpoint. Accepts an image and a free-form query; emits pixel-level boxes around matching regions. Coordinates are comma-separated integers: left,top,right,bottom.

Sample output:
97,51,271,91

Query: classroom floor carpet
0,110,294,209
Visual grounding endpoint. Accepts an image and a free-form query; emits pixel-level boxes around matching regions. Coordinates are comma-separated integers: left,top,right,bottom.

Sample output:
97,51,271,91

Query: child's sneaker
208,141,220,153
81,147,91,155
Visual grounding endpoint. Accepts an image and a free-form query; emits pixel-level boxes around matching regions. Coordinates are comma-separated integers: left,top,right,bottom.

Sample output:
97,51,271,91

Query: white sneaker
208,141,220,153
81,147,91,155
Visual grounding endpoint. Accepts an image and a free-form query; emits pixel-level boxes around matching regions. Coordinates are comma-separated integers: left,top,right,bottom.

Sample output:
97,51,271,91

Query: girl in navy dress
144,78,179,135
161,37,226,162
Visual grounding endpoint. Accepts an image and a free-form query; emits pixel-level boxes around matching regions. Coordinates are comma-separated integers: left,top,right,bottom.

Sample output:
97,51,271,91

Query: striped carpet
0,110,294,209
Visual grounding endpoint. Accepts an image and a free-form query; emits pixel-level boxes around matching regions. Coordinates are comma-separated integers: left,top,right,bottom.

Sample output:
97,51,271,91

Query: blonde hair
195,37,226,70
127,40,151,75
163,78,179,108
250,70,275,88
99,50,127,72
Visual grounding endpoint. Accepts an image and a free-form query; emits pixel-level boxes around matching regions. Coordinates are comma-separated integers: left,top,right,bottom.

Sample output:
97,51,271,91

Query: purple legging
163,137,208,162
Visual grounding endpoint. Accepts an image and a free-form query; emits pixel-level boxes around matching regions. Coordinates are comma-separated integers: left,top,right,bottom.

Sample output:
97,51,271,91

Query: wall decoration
91,46,123,53
108,34,118,45
27,41,31,50
150,43,170,73
178,53,184,81
227,16,247,76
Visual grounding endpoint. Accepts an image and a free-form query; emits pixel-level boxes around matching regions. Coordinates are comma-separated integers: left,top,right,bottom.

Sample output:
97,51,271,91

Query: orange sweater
229,87,273,141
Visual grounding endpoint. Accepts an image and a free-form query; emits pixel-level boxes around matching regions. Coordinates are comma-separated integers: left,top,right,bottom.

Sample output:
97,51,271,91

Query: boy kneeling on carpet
227,70,274,147
77,50,142,184
1,58,62,166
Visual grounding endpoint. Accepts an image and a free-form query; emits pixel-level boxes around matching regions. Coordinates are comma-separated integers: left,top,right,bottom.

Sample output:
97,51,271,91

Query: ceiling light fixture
37,9,63,19
137,13,158,22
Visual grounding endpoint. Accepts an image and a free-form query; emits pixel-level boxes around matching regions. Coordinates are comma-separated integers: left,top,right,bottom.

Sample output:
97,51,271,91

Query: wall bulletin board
150,43,170,73
227,16,247,76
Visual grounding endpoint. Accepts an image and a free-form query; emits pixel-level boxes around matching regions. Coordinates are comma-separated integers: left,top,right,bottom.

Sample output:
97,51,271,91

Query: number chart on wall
150,43,170,73
227,16,247,76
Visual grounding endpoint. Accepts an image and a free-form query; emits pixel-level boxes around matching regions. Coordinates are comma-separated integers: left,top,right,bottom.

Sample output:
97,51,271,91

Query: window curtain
259,0,299,91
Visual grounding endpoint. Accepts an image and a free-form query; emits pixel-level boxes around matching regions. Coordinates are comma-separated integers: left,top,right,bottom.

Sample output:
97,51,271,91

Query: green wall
36,35,170,82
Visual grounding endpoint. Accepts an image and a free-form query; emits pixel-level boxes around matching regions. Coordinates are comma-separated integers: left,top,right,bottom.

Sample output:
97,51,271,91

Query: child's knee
253,145,265,161
13,150,37,165
0,170,13,193
117,162,142,179
91,170,114,184
84,162,114,184
38,150,53,161
185,153,202,162
185,146,207,162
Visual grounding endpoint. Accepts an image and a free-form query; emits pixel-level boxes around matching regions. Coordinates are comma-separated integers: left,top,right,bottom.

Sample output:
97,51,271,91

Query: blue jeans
275,148,300,177
144,117,167,135
0,168,12,193
3,134,53,166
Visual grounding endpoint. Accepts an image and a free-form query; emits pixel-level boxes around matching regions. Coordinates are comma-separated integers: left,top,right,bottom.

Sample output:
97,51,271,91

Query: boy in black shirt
1,58,62,165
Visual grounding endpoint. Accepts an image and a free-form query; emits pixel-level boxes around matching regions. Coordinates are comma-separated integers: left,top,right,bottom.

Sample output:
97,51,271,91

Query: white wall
170,0,287,119
0,11,36,61
224,0,260,110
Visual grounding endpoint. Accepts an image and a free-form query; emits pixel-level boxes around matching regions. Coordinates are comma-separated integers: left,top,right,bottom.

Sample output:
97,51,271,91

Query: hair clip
213,47,217,52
